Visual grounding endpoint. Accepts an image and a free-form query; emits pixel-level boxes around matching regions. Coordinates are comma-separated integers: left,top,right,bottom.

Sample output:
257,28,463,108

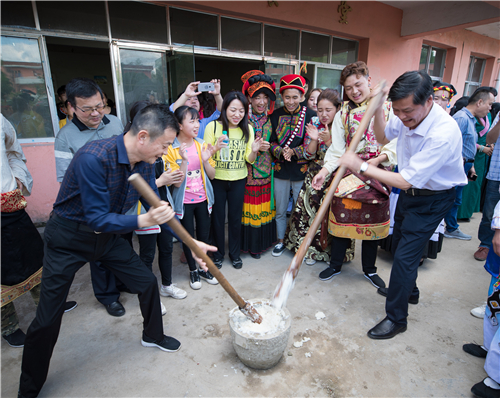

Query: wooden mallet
128,173,263,324
273,81,387,308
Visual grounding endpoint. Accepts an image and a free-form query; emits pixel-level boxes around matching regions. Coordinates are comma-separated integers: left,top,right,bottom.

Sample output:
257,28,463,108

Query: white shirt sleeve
322,111,346,174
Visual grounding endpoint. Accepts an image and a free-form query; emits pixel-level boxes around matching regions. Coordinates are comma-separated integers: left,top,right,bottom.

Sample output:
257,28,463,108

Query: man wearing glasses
55,77,125,318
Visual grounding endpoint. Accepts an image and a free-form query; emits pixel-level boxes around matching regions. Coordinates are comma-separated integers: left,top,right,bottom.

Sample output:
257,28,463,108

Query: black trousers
386,188,455,326
211,178,246,261
180,200,211,271
19,215,164,397
137,230,173,286
89,260,120,305
330,236,378,274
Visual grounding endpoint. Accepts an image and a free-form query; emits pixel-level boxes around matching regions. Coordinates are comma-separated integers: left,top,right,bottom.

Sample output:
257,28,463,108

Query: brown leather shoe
474,247,489,261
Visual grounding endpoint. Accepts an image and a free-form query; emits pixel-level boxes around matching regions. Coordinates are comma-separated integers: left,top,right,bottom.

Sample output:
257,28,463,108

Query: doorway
45,37,115,120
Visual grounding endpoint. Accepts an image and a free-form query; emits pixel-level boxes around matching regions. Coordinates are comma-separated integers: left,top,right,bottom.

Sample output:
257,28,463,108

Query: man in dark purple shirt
19,105,215,398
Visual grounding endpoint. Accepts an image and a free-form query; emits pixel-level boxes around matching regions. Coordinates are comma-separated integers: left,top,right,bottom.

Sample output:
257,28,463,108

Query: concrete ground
2,215,492,397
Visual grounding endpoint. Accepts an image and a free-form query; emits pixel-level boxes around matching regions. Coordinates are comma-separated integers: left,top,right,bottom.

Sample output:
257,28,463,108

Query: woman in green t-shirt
205,91,262,269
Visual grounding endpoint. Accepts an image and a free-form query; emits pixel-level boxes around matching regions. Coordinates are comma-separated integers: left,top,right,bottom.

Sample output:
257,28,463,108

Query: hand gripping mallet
273,81,387,309
128,173,263,323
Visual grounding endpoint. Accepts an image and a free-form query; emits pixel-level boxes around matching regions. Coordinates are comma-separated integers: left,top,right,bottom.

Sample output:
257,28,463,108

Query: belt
52,213,102,234
464,158,475,163
403,187,455,197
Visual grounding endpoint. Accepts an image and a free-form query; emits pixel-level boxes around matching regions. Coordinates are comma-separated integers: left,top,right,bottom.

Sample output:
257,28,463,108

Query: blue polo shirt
452,107,477,161
54,133,178,237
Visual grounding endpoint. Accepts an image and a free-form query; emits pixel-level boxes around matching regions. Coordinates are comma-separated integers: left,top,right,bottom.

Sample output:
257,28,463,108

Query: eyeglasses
75,103,105,113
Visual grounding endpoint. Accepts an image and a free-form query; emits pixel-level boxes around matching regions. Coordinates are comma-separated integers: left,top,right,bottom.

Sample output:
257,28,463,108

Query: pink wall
24,1,500,223
22,142,59,224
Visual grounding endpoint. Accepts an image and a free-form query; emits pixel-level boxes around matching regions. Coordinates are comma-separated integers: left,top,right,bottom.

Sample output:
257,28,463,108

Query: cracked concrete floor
1,215,490,397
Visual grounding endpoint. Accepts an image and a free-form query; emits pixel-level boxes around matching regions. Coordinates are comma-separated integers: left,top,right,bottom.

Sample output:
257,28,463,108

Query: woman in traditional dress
312,61,397,289
240,70,277,259
284,89,343,265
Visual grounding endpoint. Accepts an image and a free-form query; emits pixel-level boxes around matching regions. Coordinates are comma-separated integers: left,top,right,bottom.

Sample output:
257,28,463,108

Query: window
170,8,218,50
221,17,261,55
464,56,486,97
1,36,54,139
1,1,36,29
109,2,167,43
36,1,108,36
316,68,342,93
419,45,446,80
331,38,358,65
264,25,299,60
301,32,329,63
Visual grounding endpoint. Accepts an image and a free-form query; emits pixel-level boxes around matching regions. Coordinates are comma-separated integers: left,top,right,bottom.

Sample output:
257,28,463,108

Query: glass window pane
331,38,358,65
36,1,107,36
419,45,429,72
471,57,485,83
221,17,261,55
317,68,342,93
428,47,446,78
119,49,169,121
1,36,54,139
170,8,217,50
109,2,167,43
264,25,299,60
301,32,329,63
265,62,295,108
1,1,36,29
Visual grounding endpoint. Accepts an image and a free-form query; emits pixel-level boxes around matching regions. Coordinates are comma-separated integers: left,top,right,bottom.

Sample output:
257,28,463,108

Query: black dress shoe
377,287,419,305
250,252,261,259
105,301,125,317
463,343,488,358
367,317,407,340
64,301,78,313
471,378,500,398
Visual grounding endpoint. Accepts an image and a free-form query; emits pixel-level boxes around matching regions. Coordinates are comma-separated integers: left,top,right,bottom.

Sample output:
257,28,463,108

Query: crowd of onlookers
3,62,500,398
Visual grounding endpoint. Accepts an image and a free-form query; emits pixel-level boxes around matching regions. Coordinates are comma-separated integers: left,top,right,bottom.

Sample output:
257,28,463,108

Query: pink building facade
2,1,499,223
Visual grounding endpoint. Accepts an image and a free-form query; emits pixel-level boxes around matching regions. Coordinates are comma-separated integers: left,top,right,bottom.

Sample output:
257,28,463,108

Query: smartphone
467,168,477,181
198,82,214,92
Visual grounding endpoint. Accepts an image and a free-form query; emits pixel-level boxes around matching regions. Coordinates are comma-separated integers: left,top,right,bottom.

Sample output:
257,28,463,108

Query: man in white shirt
338,71,467,339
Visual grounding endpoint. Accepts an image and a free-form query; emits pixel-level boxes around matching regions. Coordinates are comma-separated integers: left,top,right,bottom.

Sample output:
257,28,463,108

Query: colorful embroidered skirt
1,209,43,307
328,170,390,241
284,162,355,263
241,183,277,255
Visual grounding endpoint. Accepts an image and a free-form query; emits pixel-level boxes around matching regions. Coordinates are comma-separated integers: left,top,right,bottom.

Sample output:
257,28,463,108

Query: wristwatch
358,161,368,174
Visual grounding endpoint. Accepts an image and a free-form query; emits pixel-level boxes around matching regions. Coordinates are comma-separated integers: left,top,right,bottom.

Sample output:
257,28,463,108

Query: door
112,42,195,123
264,59,298,108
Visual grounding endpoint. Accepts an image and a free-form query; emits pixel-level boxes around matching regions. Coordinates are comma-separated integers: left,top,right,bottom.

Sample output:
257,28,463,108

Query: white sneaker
305,258,316,266
160,284,187,299
189,271,202,290
471,303,486,319
160,300,167,316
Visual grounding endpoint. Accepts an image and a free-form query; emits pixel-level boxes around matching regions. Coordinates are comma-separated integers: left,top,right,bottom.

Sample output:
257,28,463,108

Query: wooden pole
128,173,263,324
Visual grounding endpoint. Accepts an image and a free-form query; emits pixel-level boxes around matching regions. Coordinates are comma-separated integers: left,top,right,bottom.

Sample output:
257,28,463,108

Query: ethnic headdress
433,81,457,100
279,74,306,95
241,70,276,115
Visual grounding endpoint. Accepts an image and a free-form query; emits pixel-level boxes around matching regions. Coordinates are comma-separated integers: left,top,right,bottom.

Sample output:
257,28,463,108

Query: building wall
21,1,500,223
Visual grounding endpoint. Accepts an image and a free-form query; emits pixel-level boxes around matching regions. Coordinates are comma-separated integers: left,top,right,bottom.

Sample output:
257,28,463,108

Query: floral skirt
328,169,390,241
284,163,355,263
241,183,277,255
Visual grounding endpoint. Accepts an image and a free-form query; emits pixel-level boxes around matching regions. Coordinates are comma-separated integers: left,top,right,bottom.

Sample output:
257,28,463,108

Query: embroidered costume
240,71,277,256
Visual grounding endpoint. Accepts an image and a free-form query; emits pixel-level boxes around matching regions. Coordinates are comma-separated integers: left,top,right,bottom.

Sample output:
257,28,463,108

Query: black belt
52,213,102,234
403,187,455,197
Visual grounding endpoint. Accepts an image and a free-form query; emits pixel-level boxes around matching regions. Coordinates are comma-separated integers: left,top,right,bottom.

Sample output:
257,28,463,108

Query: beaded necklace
284,106,307,147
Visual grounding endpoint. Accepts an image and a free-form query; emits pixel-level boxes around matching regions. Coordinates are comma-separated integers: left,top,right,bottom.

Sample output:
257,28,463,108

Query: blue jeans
444,162,472,232
478,179,500,248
